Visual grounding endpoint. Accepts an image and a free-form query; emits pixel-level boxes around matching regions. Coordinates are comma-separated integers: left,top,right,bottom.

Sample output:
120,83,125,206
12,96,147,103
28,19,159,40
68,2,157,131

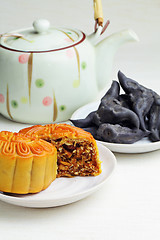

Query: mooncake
20,124,102,178
0,131,57,194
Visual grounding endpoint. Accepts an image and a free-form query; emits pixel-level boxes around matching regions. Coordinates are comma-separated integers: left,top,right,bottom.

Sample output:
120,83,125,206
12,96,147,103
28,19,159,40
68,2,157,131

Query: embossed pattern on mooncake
0,131,57,194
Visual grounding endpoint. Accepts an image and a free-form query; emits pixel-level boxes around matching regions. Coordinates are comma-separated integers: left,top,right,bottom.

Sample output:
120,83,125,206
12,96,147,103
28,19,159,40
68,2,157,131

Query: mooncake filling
47,137,100,177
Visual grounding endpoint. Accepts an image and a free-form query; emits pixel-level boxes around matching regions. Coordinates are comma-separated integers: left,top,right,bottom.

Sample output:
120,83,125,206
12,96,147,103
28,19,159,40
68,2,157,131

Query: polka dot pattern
0,94,4,103
18,54,29,64
35,79,45,88
81,62,87,69
66,49,74,58
59,105,66,111
21,97,28,104
73,80,80,88
11,100,18,108
65,38,73,43
42,96,52,106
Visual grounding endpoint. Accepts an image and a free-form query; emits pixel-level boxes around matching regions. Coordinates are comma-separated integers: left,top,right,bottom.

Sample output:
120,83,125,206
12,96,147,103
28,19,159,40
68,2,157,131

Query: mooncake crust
0,131,57,194
19,124,96,141
20,124,102,177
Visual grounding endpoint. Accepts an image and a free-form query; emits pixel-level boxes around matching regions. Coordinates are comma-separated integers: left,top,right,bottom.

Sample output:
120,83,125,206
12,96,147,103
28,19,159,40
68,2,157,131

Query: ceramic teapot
0,19,138,124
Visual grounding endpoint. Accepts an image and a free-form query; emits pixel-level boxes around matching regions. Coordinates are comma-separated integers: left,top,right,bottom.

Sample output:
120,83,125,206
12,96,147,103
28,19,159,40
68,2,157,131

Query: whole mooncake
19,124,102,177
0,131,57,194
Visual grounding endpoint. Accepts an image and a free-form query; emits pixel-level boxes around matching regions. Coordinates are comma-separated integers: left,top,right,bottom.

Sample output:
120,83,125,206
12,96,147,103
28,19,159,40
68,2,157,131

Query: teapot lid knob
33,19,50,33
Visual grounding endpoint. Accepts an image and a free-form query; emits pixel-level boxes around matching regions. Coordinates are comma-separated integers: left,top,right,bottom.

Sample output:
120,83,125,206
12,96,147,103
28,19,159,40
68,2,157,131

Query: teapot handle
87,26,102,45
88,20,110,45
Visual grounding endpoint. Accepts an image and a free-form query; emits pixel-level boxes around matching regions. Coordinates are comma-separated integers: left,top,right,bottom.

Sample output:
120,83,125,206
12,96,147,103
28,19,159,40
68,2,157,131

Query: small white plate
0,143,116,208
71,101,160,154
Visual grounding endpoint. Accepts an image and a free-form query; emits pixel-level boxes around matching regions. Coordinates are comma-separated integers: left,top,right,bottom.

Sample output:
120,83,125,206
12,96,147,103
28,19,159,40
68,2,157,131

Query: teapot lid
0,19,85,52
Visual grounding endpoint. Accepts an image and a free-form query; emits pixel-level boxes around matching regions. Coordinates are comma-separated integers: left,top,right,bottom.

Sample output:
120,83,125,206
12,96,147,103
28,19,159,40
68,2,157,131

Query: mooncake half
20,124,102,178
0,131,57,194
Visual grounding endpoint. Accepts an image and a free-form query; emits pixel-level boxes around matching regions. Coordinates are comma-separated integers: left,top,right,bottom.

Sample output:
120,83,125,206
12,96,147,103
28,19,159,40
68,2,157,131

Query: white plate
0,143,116,208
71,101,160,154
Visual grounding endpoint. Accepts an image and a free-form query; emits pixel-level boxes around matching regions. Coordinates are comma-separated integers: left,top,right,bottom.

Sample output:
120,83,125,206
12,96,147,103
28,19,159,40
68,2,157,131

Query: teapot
0,19,138,124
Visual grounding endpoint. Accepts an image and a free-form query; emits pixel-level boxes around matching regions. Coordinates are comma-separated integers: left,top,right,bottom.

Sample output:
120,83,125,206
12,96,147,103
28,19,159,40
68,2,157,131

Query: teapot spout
95,29,139,91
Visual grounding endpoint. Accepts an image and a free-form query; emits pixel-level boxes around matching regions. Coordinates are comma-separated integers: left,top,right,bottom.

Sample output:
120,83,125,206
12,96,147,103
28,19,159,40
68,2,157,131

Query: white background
0,0,160,239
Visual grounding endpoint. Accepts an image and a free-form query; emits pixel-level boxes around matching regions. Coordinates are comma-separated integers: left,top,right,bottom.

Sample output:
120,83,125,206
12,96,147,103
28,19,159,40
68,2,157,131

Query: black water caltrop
70,71,160,144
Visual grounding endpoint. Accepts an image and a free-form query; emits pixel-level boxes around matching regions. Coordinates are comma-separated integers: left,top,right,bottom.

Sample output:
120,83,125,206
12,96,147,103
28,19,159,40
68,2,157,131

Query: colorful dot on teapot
13,37,19,40
11,100,18,108
42,96,52,106
66,49,74,58
21,97,28,104
65,38,73,43
81,62,87,70
35,78,45,88
73,80,80,88
18,54,29,64
59,105,66,111
0,94,5,103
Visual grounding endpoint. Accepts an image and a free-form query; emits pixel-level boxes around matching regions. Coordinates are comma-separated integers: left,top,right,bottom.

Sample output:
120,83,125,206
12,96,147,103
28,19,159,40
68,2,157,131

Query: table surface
0,0,160,239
